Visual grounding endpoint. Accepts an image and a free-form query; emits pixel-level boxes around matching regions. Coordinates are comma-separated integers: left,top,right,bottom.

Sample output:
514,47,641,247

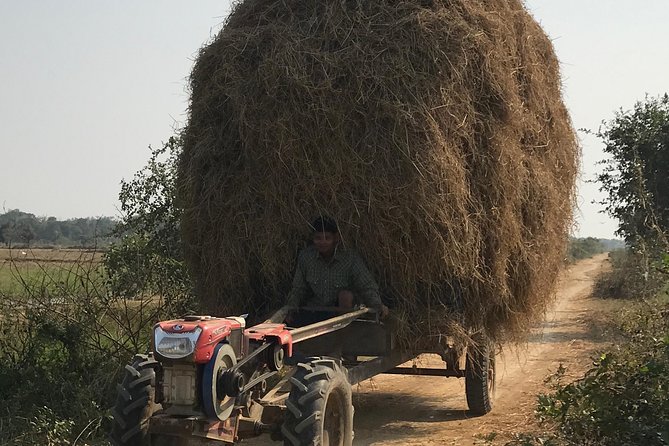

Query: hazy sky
1,1,667,239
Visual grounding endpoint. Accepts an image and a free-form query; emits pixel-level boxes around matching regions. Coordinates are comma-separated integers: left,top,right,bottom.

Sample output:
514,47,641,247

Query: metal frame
290,307,370,344
148,307,467,444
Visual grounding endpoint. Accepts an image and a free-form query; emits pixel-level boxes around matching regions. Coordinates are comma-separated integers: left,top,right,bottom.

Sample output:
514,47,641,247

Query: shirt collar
315,243,343,263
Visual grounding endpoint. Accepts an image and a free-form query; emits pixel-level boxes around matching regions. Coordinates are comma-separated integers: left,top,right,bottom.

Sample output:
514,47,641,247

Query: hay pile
178,0,578,347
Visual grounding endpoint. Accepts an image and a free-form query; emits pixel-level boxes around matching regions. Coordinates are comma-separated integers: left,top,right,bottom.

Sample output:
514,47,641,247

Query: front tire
465,336,496,416
110,354,161,446
282,358,354,446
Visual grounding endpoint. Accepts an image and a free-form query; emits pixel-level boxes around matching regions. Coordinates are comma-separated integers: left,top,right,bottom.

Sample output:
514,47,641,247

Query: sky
1,1,667,239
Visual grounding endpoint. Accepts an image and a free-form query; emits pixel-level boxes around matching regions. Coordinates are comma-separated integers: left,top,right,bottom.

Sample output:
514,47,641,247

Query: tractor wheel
465,337,496,416
282,358,354,446
110,354,161,446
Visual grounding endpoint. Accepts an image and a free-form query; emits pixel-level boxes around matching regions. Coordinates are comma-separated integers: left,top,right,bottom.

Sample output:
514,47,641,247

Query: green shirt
286,245,383,310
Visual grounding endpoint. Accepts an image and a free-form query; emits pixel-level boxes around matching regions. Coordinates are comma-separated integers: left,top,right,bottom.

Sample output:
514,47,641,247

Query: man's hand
379,304,389,319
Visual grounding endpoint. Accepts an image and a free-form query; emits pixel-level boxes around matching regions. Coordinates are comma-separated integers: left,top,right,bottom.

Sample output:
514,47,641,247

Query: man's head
311,216,339,258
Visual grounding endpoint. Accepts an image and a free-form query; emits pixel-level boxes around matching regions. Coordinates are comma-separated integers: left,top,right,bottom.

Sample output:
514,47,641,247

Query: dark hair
311,216,338,233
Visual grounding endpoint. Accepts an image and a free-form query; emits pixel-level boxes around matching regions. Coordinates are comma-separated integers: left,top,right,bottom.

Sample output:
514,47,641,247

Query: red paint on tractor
155,317,244,363
244,323,293,357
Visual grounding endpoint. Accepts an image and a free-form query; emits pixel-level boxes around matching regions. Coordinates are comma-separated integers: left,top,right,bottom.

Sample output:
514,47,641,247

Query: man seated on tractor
285,216,389,324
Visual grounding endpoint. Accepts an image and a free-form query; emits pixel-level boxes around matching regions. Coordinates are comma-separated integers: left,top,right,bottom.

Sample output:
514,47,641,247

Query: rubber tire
110,354,161,446
282,358,354,446
465,338,495,416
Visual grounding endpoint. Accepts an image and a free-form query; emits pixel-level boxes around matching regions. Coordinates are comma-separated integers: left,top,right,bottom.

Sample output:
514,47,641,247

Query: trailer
110,306,495,446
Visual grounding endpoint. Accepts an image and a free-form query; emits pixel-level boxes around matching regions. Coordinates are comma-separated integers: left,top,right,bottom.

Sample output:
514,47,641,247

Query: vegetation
594,249,669,300
0,140,193,445
0,209,116,248
595,94,669,253
567,237,606,262
536,300,669,445
0,253,102,297
104,137,193,306
529,95,669,445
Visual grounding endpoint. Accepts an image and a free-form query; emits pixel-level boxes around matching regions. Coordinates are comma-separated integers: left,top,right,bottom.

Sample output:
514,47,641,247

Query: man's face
313,231,338,257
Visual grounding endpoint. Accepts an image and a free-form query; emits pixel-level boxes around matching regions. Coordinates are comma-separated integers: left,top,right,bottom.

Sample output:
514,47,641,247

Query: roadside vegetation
0,140,192,445
567,237,612,262
509,95,669,446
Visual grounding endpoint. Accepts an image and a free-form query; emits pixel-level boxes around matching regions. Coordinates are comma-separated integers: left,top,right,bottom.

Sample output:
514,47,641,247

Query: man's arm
286,253,309,309
350,254,385,312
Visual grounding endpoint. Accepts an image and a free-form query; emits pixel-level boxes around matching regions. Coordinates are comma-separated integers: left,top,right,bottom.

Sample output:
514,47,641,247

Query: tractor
110,306,495,445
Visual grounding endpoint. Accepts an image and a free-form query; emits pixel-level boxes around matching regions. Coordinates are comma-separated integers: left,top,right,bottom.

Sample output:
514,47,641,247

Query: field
0,248,104,296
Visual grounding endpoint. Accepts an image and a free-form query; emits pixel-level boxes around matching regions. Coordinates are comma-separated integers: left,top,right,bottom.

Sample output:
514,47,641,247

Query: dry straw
178,0,579,348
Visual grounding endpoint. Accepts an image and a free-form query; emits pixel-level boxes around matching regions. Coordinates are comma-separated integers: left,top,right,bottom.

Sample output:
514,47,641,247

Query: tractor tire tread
282,358,353,446
116,384,132,402
124,364,141,378
110,353,160,446
286,400,302,418
295,412,321,434
298,388,325,406
122,395,150,416
465,336,495,416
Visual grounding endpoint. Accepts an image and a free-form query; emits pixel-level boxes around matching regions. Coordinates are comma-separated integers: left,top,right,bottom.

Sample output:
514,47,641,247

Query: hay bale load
178,0,578,346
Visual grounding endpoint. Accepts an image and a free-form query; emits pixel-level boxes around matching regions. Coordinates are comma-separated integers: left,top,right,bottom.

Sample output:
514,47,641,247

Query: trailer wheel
465,337,496,415
282,358,353,446
110,354,161,446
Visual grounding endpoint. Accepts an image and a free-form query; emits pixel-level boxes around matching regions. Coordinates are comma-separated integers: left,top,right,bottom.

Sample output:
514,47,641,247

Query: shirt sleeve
350,253,383,310
286,251,309,308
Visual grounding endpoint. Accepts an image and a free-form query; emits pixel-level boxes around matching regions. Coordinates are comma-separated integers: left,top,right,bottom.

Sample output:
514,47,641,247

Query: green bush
567,237,606,262
0,300,117,444
0,254,192,444
594,249,668,300
104,137,194,311
537,301,669,445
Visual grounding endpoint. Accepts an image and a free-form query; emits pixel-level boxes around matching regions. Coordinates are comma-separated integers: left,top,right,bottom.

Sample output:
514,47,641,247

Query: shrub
0,250,192,444
594,249,668,300
537,301,669,446
567,237,605,262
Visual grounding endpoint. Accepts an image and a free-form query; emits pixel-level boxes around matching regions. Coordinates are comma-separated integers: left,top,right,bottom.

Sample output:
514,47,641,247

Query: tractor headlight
154,327,202,359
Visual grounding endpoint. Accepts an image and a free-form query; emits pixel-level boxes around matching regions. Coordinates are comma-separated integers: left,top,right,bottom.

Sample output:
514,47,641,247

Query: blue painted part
201,343,222,419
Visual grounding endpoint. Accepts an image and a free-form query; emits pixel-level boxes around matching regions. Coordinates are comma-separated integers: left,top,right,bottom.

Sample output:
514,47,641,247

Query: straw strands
178,0,579,347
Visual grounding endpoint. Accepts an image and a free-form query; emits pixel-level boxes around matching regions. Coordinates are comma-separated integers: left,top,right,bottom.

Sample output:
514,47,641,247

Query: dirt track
351,254,611,445
249,254,612,445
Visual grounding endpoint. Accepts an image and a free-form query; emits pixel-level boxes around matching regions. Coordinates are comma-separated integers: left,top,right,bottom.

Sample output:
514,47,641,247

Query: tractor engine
152,315,247,420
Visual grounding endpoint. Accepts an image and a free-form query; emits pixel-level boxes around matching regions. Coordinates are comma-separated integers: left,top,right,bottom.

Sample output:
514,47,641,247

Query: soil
350,253,615,445
248,254,616,445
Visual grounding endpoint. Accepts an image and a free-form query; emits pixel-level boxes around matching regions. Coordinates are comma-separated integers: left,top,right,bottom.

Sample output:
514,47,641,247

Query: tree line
0,209,117,248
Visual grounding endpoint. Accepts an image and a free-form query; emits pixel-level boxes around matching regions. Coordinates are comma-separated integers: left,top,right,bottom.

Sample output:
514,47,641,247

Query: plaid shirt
286,245,383,310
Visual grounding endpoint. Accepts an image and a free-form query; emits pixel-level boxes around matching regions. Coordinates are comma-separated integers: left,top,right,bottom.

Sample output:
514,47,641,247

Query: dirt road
351,254,611,445
248,254,611,445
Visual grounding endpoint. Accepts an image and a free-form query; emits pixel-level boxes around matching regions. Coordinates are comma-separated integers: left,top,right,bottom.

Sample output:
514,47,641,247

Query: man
286,216,389,318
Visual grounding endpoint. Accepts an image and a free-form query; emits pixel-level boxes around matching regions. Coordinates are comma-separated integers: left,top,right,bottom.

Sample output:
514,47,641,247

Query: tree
104,136,194,312
596,94,669,253
16,221,36,246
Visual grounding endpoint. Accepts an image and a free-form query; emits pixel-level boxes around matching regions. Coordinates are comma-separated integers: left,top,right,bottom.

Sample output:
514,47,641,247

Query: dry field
0,247,103,263
0,248,104,296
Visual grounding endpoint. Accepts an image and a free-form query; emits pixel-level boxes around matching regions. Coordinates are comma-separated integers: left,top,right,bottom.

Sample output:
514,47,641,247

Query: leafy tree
0,210,115,247
16,221,36,246
568,237,605,262
104,136,194,312
596,94,669,252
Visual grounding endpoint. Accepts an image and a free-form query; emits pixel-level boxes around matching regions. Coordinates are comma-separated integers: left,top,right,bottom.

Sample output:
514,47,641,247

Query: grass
0,246,195,444
0,249,105,298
